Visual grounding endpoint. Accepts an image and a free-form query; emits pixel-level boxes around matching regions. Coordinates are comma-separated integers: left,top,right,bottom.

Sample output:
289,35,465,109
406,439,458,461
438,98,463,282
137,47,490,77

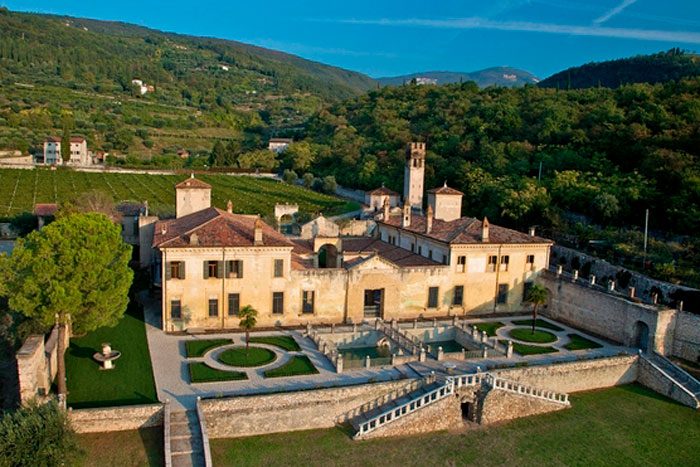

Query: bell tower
403,142,426,211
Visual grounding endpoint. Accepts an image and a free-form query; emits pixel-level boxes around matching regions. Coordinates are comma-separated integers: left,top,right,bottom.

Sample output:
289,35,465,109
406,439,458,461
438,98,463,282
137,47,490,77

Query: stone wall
359,396,464,439
15,326,69,404
672,312,700,363
493,356,638,393
637,357,699,409
200,380,406,439
68,403,164,433
479,387,568,425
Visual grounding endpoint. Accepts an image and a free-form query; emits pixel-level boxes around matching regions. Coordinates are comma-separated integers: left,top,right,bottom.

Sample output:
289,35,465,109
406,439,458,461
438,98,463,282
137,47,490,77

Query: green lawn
218,347,277,367
66,303,157,408
264,356,319,378
0,168,353,219
472,322,505,337
78,427,163,467
508,328,558,343
564,334,603,351
500,340,559,356
211,385,700,466
510,319,564,331
188,362,247,383
185,339,233,358
248,335,301,351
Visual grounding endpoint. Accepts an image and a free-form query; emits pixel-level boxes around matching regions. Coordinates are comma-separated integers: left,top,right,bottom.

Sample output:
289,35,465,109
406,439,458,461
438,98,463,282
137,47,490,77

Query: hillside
538,49,700,89
0,8,375,160
377,67,539,87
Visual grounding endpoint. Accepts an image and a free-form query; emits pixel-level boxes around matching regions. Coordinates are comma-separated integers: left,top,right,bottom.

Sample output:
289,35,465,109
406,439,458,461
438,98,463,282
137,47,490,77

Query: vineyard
0,168,356,218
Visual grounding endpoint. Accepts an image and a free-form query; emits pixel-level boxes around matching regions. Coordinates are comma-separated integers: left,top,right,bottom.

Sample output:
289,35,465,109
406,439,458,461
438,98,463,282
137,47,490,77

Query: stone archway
633,321,650,352
318,243,339,268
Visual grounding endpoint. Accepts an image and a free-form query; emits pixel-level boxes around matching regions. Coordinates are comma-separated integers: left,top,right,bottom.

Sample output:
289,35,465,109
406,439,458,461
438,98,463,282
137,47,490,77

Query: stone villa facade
149,144,552,332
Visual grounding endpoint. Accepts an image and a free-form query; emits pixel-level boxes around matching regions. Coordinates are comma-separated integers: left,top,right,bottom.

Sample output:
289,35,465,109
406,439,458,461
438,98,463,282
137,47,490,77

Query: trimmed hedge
217,347,276,367
188,362,247,383
264,356,319,378
248,335,301,351
185,339,233,358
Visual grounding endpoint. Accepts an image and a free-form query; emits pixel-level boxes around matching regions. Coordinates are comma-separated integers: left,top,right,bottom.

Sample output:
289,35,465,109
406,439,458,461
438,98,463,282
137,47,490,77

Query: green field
210,385,700,466
78,427,163,467
0,168,356,219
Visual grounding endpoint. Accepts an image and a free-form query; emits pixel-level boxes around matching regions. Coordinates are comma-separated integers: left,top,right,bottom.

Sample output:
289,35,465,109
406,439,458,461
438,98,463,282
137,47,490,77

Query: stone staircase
168,410,205,467
642,352,700,408
483,374,571,406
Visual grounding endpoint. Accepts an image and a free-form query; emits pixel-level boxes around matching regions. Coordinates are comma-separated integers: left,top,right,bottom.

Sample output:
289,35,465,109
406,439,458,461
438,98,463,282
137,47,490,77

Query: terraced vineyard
0,168,356,218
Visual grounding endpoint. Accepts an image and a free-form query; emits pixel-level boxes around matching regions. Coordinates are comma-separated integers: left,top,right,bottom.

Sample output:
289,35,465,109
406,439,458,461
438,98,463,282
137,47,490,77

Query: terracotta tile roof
379,214,552,245
342,237,442,267
269,138,293,143
367,186,400,197
427,184,463,196
153,207,293,248
70,136,86,143
175,176,211,190
34,203,58,217
45,137,61,143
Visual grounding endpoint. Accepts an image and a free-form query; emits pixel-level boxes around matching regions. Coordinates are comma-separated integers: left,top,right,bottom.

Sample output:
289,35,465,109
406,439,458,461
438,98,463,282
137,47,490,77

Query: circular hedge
508,328,558,344
217,346,276,367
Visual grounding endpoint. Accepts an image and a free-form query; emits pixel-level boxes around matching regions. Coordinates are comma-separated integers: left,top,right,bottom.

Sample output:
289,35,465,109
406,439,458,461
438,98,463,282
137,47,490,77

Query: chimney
227,200,233,213
528,226,536,237
254,217,264,246
426,204,433,234
382,197,390,220
402,202,411,228
481,217,489,242
143,200,149,217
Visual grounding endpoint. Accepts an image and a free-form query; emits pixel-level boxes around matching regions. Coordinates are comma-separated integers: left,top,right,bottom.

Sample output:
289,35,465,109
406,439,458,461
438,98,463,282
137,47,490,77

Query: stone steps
169,410,205,467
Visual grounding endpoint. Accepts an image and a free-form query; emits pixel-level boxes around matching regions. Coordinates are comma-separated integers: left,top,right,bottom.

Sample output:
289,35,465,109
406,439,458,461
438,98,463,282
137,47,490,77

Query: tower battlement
404,142,426,210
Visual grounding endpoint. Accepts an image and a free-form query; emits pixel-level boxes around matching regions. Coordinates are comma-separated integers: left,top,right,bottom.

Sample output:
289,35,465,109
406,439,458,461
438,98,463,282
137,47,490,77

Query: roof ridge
158,208,222,247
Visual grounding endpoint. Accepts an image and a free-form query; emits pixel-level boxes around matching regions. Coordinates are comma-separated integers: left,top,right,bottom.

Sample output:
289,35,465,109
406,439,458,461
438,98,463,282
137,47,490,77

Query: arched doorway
633,321,650,352
318,244,339,268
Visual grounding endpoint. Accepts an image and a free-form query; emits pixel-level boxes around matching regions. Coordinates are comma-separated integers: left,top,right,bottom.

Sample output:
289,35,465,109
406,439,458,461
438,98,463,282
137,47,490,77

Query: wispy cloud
333,17,700,45
593,0,638,25
240,38,397,59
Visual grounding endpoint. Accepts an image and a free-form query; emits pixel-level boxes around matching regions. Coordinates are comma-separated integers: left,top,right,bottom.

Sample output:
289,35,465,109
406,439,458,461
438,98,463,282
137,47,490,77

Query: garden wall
200,380,406,439
68,403,164,433
15,325,68,404
493,356,639,393
672,312,700,363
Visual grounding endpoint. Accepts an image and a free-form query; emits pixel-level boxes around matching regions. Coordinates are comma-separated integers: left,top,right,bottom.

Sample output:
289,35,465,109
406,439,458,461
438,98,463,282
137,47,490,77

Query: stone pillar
365,355,371,369
608,280,615,292
556,265,563,276
481,330,488,344
413,319,417,329
629,287,635,298
679,301,684,312
506,340,513,358
306,323,312,335
353,323,357,333
419,347,426,362
391,318,397,329
652,293,658,305
432,317,437,327
452,316,458,326
482,348,488,358
322,342,327,353
573,270,579,281
336,354,344,373
437,346,444,361
330,323,335,334
391,353,396,365
590,275,596,286
375,320,381,330
472,326,479,339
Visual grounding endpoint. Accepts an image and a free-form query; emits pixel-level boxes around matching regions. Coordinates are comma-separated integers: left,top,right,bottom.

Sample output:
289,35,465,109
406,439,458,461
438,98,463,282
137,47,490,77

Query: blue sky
4,1,700,78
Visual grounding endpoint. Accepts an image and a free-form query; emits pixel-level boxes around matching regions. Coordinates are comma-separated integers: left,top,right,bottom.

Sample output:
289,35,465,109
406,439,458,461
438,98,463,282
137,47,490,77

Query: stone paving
142,290,632,411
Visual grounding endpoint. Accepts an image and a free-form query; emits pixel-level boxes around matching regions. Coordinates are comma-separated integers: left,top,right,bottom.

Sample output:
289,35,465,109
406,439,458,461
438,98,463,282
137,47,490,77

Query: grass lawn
508,328,558,343
500,340,559,356
472,321,505,337
78,427,163,467
218,347,276,367
564,334,603,351
188,362,247,383
248,335,301,351
66,303,157,408
211,384,700,466
264,356,318,378
185,339,233,358
510,319,564,331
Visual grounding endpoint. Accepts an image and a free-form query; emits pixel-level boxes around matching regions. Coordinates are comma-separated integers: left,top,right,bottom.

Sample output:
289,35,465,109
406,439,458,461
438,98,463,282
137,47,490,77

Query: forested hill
377,67,539,88
0,8,375,103
538,49,700,89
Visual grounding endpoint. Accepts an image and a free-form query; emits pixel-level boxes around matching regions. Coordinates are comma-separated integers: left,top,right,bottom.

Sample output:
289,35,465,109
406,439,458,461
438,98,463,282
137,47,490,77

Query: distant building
43,137,61,165
365,185,401,211
42,136,91,166
33,203,58,229
131,79,149,95
415,77,438,85
268,138,293,153
177,149,191,159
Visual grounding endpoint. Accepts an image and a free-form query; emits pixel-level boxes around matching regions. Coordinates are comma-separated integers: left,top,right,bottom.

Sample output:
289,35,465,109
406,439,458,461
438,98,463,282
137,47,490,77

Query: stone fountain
93,343,121,370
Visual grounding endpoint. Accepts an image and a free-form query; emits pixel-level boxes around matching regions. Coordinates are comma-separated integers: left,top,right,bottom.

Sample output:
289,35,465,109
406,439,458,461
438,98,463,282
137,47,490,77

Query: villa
147,143,552,332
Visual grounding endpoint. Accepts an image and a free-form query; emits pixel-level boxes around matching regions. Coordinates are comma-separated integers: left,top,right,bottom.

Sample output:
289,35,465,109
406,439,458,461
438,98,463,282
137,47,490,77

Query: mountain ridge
377,67,539,87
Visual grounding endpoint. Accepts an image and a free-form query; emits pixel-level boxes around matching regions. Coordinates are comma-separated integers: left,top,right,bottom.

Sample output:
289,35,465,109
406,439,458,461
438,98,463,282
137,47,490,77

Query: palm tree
237,305,258,354
525,284,548,334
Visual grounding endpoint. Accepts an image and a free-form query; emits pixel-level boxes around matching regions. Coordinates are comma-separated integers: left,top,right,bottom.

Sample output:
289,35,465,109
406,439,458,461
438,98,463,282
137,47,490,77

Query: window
418,246,423,255
497,284,508,304
272,292,284,314
167,261,185,280
226,260,243,278
410,243,415,253
228,293,240,316
487,255,498,272
204,260,222,279
428,250,433,260
274,259,284,278
442,254,448,265
500,255,510,271
302,291,315,314
457,255,466,273
170,300,181,319
526,254,535,271
523,282,533,303
453,286,464,306
208,298,219,317
427,287,439,308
